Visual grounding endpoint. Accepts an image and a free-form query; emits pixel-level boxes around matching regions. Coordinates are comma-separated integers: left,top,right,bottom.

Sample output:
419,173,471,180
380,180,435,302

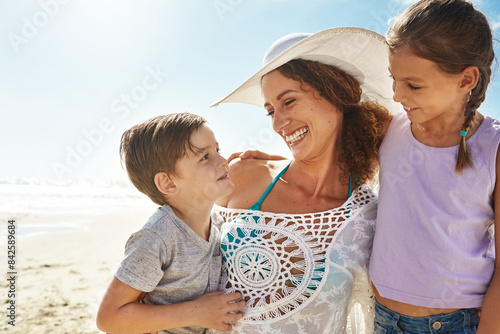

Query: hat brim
211,27,400,115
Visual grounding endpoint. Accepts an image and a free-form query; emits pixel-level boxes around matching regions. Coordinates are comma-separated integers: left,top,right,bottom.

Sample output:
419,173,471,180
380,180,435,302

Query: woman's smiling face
261,70,343,161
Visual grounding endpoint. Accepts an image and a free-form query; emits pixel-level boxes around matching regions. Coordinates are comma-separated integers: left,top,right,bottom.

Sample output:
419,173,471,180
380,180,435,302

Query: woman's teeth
285,127,308,144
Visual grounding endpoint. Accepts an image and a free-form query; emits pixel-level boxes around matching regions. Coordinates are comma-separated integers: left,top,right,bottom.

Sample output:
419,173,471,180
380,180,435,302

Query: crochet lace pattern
215,186,376,326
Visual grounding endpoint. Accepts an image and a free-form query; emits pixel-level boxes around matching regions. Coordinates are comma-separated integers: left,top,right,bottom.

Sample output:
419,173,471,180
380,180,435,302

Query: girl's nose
392,81,402,103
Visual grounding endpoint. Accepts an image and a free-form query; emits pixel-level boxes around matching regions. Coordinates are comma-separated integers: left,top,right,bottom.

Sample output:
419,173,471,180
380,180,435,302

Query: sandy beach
1,186,157,333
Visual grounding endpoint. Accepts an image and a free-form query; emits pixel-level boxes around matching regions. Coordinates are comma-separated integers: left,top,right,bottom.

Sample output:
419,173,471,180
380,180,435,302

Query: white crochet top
211,185,376,334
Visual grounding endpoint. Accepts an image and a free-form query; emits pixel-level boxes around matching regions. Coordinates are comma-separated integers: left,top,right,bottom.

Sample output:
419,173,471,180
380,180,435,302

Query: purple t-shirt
370,113,499,308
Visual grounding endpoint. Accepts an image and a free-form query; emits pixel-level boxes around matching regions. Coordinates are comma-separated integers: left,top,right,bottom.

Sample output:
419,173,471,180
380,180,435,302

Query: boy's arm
97,277,244,334
476,146,500,334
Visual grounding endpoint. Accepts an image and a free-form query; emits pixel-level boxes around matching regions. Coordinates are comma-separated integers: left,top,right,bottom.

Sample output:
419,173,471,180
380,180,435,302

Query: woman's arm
217,150,287,207
216,158,288,208
227,150,287,164
476,146,500,334
96,277,244,334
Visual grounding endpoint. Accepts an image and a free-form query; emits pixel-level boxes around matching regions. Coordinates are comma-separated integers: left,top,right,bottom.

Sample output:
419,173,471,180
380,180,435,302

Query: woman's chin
289,148,307,160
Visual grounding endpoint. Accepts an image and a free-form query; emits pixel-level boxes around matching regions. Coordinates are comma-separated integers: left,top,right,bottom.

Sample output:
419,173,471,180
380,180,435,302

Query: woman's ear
154,172,178,196
459,66,480,93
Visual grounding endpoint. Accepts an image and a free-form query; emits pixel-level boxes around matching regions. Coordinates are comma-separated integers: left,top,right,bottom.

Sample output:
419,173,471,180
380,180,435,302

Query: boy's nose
217,154,228,168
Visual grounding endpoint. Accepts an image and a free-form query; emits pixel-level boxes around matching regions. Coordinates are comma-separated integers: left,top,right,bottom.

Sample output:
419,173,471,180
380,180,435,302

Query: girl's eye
200,154,209,161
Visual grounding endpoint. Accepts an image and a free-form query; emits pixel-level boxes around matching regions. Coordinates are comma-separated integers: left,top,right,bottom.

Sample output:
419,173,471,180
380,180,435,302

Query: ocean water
0,178,151,237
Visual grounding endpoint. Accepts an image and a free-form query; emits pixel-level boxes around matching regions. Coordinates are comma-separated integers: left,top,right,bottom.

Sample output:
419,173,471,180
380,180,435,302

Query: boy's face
171,124,234,204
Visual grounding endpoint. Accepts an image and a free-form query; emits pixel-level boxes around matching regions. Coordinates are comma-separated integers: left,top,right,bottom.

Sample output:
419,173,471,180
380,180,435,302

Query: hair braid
456,104,476,173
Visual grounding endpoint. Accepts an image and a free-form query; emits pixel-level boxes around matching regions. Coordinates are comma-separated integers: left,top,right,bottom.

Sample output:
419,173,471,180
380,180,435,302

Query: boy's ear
154,172,178,196
459,66,480,93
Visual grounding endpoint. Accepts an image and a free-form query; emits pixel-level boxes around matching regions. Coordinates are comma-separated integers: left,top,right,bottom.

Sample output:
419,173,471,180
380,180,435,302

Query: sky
1,0,500,184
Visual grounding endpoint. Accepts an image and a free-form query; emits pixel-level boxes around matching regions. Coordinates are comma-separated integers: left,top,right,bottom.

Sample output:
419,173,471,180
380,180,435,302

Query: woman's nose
272,109,290,134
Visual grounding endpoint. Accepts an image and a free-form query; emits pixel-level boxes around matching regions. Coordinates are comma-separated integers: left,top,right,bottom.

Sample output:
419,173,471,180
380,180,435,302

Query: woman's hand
228,150,286,164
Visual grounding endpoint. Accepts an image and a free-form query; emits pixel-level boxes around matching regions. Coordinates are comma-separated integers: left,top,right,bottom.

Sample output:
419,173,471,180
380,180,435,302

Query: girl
369,0,500,333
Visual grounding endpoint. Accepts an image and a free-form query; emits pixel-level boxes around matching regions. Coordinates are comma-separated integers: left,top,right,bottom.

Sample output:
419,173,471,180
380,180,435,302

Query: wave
0,176,132,188
0,178,151,214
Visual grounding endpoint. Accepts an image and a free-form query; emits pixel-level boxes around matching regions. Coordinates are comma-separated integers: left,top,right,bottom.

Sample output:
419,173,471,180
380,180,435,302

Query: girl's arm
96,277,244,334
476,146,500,334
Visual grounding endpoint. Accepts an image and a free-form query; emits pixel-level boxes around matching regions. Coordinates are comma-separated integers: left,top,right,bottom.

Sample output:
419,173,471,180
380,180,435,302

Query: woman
211,28,397,333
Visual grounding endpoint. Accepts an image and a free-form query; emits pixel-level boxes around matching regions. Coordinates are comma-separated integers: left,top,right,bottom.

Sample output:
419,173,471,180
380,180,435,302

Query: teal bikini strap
249,164,353,210
348,175,352,198
249,162,291,211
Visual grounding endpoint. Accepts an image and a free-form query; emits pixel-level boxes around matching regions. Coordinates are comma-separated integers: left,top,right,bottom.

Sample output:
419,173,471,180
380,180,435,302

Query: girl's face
261,70,343,161
389,48,466,126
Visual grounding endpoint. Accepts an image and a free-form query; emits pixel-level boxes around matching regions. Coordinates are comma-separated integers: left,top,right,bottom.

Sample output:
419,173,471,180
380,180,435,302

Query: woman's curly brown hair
275,59,392,186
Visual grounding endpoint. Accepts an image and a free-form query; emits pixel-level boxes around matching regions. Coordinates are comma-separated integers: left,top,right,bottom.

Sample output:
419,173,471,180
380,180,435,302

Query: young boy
96,113,244,334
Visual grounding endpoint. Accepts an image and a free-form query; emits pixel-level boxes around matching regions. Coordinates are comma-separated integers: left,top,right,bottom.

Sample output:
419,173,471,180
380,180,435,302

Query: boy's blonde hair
120,113,207,205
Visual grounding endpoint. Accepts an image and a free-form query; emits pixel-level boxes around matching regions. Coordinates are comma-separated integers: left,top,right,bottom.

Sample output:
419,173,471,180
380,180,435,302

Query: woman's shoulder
230,158,289,180
217,158,290,208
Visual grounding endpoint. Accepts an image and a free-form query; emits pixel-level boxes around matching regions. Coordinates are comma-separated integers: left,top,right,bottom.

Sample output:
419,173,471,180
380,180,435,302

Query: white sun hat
211,27,399,114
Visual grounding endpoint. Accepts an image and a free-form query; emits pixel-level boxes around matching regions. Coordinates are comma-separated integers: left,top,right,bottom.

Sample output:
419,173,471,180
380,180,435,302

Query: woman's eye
266,110,275,117
409,84,420,90
284,99,296,106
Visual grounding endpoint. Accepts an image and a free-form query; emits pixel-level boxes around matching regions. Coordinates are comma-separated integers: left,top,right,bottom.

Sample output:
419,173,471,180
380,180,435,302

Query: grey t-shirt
115,205,223,334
